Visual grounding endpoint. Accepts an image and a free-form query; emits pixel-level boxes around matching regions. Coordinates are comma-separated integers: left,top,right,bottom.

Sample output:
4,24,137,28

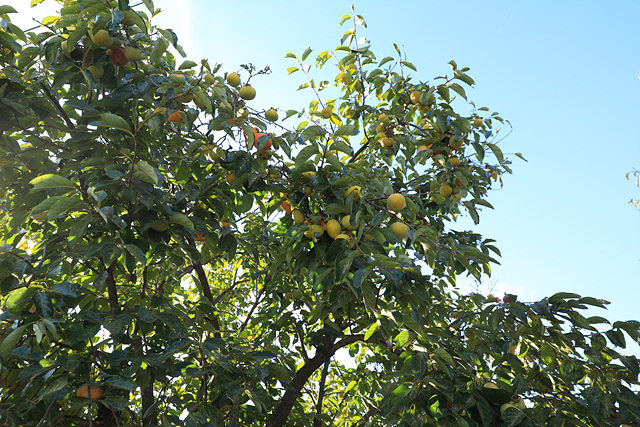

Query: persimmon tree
1,1,640,426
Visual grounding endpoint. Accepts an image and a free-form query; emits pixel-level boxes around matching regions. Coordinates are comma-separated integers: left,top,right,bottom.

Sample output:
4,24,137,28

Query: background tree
0,1,639,426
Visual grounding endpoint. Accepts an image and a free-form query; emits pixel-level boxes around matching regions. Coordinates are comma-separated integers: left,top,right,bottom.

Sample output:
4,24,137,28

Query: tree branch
354,406,380,427
35,234,68,269
192,261,221,338
105,260,119,314
39,83,75,129
313,361,330,427
266,336,361,427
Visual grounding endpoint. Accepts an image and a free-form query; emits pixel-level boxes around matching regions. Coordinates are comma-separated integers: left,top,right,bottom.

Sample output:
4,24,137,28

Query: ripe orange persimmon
107,48,129,66
76,384,103,400
167,111,183,123
251,128,272,150
281,201,292,212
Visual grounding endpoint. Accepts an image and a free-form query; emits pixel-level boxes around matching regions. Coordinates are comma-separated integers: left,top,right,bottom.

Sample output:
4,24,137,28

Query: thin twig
39,83,75,129
35,234,68,269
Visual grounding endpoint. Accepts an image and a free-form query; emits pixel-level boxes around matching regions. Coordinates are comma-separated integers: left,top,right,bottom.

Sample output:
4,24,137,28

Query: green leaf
437,86,450,103
0,325,28,361
105,376,138,392
400,61,417,72
300,125,326,141
17,46,39,70
150,38,167,64
30,174,74,190
301,47,312,62
178,60,197,70
403,314,427,339
379,56,394,67
99,113,132,134
132,161,158,186
549,292,581,303
578,296,608,308
327,141,350,157
453,70,475,86
487,143,503,164
65,99,97,111
124,244,147,263
36,376,68,400
448,82,467,100
501,406,525,427
411,352,429,376
141,0,154,14
286,67,299,75
515,152,528,162
48,282,79,298
333,124,355,138
170,213,194,231
48,195,84,219
606,329,626,348
0,5,18,13
432,348,454,365
295,145,319,168
339,14,351,26
587,316,610,325
540,342,557,367
364,322,378,341
67,23,88,50
394,330,412,347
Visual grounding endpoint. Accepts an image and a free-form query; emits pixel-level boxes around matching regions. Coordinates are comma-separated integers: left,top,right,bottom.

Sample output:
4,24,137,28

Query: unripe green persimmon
341,215,359,231
335,234,354,248
268,168,281,179
151,222,168,232
380,136,394,148
92,29,112,47
326,219,341,239
265,108,278,122
239,85,256,100
410,90,423,105
500,403,518,416
321,106,333,118
302,171,315,183
390,222,409,240
439,184,453,197
107,37,122,49
124,46,144,61
292,209,305,224
304,224,324,239
86,64,104,80
203,72,216,86
387,193,406,212
227,72,240,87
344,185,361,202
6,287,36,314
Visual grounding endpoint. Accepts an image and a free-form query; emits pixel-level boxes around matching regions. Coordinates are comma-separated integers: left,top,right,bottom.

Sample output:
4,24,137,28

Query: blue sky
17,1,640,337
151,1,640,321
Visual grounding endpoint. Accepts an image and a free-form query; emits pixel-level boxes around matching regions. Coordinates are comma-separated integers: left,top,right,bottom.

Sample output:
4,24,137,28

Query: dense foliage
1,1,639,426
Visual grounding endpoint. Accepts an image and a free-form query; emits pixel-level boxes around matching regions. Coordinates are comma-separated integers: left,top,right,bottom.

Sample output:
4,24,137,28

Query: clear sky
15,1,640,341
